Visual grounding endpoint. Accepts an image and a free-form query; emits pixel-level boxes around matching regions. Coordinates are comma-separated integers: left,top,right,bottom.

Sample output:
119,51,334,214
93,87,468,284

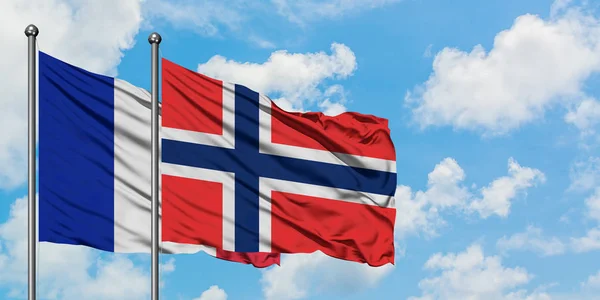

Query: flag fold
161,58,397,267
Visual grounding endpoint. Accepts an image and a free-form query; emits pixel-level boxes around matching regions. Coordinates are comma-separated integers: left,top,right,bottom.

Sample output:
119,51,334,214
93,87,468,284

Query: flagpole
25,24,39,300
149,32,162,300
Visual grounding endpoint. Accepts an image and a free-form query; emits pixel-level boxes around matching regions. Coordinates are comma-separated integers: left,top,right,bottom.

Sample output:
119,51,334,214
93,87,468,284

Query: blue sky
1,0,600,299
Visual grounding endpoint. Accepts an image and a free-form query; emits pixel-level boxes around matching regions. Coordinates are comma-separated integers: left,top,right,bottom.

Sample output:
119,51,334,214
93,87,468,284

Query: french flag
161,59,397,266
38,52,279,267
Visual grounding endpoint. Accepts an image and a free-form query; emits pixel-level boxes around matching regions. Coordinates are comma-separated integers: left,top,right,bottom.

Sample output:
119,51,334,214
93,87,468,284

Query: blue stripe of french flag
37,51,279,267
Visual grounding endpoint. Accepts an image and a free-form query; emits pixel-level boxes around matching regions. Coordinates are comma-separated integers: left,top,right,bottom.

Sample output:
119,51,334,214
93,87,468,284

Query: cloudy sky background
1,0,600,299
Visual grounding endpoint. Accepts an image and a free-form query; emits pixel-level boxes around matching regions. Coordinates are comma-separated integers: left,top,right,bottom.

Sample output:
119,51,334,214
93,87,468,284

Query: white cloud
260,252,393,300
496,226,566,257
421,157,470,209
318,99,347,116
394,185,440,239
469,158,546,218
581,270,600,290
571,228,600,253
409,244,546,300
317,85,348,116
406,4,600,135
271,0,401,25
394,158,469,238
395,157,545,238
0,0,143,189
197,43,356,113
193,285,228,300
569,157,600,192
564,98,600,136
0,196,150,299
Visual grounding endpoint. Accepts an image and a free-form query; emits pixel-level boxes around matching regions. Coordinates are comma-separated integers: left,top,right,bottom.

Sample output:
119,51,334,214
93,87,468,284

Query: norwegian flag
161,59,397,266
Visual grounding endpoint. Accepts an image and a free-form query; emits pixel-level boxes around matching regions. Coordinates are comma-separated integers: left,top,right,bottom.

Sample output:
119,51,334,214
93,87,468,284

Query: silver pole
24,24,39,300
148,32,162,300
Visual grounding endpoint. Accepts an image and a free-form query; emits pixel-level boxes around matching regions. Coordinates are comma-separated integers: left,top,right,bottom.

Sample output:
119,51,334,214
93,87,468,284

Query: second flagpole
149,32,162,300
25,24,39,300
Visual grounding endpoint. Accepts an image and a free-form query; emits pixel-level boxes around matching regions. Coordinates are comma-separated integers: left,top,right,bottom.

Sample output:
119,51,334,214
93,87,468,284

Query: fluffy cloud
193,285,228,300
394,185,442,239
409,244,547,300
271,0,401,24
395,157,545,238
406,3,600,135
0,0,143,189
496,226,566,257
197,43,356,114
260,252,394,300
468,158,546,218
394,158,469,238
0,196,150,299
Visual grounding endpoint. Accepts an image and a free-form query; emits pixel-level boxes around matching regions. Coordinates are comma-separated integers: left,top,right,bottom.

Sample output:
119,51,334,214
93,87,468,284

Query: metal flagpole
25,24,39,300
148,32,162,300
